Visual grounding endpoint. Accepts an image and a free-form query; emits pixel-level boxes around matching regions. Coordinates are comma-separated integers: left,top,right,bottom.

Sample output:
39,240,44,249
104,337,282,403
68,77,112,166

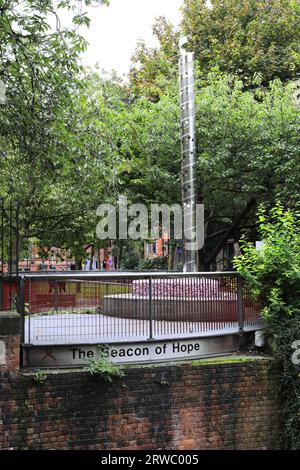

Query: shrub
234,203,300,325
138,256,168,271
234,203,300,449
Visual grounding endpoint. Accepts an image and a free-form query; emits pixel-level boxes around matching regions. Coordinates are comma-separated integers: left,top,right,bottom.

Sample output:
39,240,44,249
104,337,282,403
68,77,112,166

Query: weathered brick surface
0,359,282,450
0,334,20,373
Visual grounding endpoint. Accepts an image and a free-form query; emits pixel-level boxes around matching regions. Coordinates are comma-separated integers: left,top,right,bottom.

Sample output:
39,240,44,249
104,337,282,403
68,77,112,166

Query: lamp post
179,37,198,272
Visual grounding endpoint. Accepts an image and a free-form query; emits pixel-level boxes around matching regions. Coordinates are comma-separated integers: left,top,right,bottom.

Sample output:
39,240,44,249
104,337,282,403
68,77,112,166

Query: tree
130,0,300,99
126,2,300,268
182,0,300,85
129,16,180,101
1,0,299,272
125,73,300,269
117,88,181,207
109,72,300,270
234,204,300,449
0,1,109,261
26,69,133,266
234,203,300,323
195,75,300,268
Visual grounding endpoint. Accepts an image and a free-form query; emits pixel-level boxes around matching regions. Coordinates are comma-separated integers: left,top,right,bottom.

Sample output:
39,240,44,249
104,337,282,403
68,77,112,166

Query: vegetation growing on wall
87,346,125,382
234,204,300,449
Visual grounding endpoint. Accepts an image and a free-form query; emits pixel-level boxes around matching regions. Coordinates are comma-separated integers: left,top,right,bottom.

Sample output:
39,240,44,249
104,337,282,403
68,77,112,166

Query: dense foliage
138,256,168,272
234,204,300,323
275,316,300,449
131,0,300,99
0,1,110,263
197,77,300,267
0,0,299,270
234,205,300,449
182,0,300,85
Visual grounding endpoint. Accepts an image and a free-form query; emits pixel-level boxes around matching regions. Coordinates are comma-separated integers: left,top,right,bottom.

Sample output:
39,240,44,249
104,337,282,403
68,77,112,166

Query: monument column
179,37,198,272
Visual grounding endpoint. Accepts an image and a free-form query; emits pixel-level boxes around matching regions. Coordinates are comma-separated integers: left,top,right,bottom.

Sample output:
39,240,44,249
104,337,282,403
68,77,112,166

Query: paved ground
24,313,262,345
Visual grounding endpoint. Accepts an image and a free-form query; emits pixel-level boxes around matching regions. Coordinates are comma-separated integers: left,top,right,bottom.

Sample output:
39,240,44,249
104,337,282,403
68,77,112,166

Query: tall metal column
179,37,198,272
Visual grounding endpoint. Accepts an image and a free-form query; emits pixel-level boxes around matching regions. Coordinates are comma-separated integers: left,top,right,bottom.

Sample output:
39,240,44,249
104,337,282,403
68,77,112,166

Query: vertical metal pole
9,198,12,276
18,276,25,343
55,279,59,313
0,198,3,310
237,274,244,332
179,37,198,273
148,276,153,340
28,278,31,344
1,198,3,275
9,199,12,308
15,202,19,277
0,276,2,311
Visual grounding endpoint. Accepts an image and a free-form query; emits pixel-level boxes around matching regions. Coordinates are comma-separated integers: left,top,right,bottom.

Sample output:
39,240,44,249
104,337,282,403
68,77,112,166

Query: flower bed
132,278,221,299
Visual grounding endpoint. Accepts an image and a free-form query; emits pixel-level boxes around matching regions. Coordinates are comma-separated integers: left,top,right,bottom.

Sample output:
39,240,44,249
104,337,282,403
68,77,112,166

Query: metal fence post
17,276,25,343
0,198,3,310
0,277,2,311
55,279,58,313
28,278,31,345
148,276,153,340
15,202,20,277
237,274,244,332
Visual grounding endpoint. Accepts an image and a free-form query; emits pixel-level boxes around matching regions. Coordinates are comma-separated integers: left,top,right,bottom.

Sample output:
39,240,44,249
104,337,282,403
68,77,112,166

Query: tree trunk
204,198,257,269
75,258,82,270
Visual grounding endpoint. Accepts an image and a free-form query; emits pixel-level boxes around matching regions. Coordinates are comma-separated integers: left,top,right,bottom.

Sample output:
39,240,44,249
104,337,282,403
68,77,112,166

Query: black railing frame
16,271,247,345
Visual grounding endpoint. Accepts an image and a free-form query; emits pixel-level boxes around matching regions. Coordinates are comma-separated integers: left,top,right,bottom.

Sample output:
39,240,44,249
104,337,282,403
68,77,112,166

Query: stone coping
0,311,20,336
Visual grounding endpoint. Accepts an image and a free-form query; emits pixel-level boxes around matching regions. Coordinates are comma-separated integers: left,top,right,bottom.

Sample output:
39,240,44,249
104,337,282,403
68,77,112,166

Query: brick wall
0,335,20,373
0,358,282,450
0,312,21,374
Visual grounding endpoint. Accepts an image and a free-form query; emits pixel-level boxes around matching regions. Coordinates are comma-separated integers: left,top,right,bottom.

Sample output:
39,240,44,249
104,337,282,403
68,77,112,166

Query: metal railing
0,275,19,311
15,272,263,345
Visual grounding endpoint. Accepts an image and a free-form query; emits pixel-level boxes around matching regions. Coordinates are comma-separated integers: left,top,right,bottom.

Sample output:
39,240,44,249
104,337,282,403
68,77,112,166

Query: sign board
23,334,240,368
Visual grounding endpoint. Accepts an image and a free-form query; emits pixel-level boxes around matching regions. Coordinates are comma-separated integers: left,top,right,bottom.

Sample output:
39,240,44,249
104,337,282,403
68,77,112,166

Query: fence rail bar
148,276,153,339
20,271,239,280
237,274,244,331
